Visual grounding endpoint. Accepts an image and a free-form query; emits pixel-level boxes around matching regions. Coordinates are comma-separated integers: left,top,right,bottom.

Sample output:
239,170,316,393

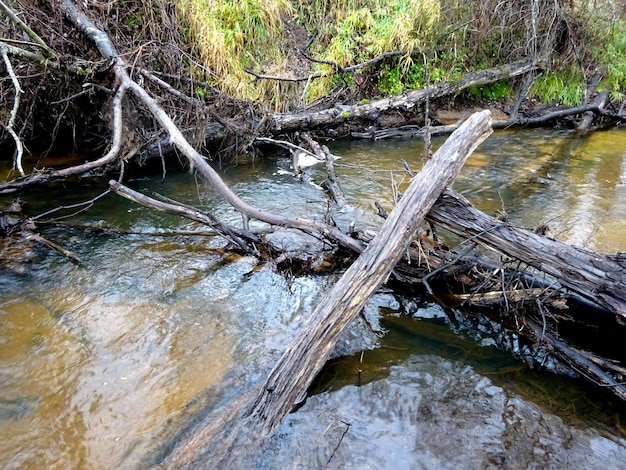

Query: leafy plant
530,72,584,107
467,80,511,102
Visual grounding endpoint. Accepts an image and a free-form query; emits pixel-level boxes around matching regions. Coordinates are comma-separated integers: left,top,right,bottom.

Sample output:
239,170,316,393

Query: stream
1,127,626,469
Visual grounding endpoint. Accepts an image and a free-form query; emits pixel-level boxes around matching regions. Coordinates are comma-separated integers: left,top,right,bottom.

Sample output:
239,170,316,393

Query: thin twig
254,137,317,159
26,232,81,264
0,0,57,58
326,420,351,467
139,68,199,106
32,189,111,221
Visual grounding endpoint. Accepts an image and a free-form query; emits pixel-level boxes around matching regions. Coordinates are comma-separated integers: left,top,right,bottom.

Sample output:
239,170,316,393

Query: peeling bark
427,189,626,319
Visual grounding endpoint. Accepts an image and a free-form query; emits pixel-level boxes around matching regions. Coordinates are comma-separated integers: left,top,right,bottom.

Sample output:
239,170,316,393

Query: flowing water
1,127,626,468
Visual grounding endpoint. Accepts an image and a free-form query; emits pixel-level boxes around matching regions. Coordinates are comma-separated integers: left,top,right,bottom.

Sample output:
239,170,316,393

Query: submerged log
159,110,493,468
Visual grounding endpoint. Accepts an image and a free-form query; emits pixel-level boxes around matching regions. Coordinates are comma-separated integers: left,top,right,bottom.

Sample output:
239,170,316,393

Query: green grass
176,0,292,107
174,0,626,110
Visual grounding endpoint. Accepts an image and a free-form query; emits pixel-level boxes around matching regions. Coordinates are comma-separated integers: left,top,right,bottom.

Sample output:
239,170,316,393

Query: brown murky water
1,127,626,468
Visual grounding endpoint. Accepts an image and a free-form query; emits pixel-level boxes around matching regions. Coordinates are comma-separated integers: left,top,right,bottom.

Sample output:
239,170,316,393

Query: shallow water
1,127,626,468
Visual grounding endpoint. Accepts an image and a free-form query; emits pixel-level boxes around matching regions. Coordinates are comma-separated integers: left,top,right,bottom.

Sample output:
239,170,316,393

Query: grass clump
176,0,294,109
299,0,441,99
593,18,626,102
531,72,585,107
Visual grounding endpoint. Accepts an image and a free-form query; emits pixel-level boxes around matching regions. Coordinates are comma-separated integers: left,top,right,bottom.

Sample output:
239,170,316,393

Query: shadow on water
262,301,626,469
314,306,626,433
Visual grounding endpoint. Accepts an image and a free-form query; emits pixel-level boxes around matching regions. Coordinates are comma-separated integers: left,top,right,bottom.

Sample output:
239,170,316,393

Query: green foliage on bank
594,18,626,102
175,0,626,110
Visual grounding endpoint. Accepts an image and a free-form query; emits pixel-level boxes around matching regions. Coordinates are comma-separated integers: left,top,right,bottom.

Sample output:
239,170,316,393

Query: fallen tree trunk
418,188,626,401
248,111,492,430
272,59,538,133
138,59,541,161
158,110,493,468
427,189,626,319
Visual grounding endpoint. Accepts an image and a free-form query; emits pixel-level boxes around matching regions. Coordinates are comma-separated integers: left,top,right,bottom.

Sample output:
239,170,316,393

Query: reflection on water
263,355,626,470
1,127,626,468
330,127,626,252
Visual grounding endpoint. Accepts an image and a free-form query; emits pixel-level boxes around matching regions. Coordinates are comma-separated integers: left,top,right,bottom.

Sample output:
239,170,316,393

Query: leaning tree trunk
158,110,493,469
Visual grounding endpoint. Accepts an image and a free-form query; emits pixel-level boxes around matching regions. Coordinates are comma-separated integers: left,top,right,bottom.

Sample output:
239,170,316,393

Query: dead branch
109,180,261,255
139,68,199,106
0,79,126,195
244,50,406,83
510,71,541,120
0,40,57,65
272,59,540,132
0,0,57,59
26,231,81,264
53,0,365,255
254,136,318,161
1,48,24,176
526,318,626,401
299,133,346,206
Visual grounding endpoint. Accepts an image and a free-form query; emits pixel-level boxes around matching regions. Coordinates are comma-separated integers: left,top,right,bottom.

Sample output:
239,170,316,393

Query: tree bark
426,189,626,320
272,60,538,133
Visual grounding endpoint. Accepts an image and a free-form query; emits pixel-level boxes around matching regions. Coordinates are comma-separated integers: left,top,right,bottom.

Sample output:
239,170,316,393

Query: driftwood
416,189,626,401
427,189,626,318
158,111,493,468
272,59,539,133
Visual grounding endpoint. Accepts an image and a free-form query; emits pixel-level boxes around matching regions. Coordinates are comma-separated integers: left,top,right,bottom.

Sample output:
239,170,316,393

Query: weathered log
159,110,493,468
427,189,626,320
249,110,491,429
390,188,626,402
351,122,461,140
272,60,538,133
526,318,626,401
136,59,541,160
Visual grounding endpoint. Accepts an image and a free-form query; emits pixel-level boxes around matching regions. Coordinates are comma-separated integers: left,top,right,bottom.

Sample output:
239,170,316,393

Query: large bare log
160,110,493,468
427,189,626,320
272,59,538,132
249,111,492,429
415,190,626,402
